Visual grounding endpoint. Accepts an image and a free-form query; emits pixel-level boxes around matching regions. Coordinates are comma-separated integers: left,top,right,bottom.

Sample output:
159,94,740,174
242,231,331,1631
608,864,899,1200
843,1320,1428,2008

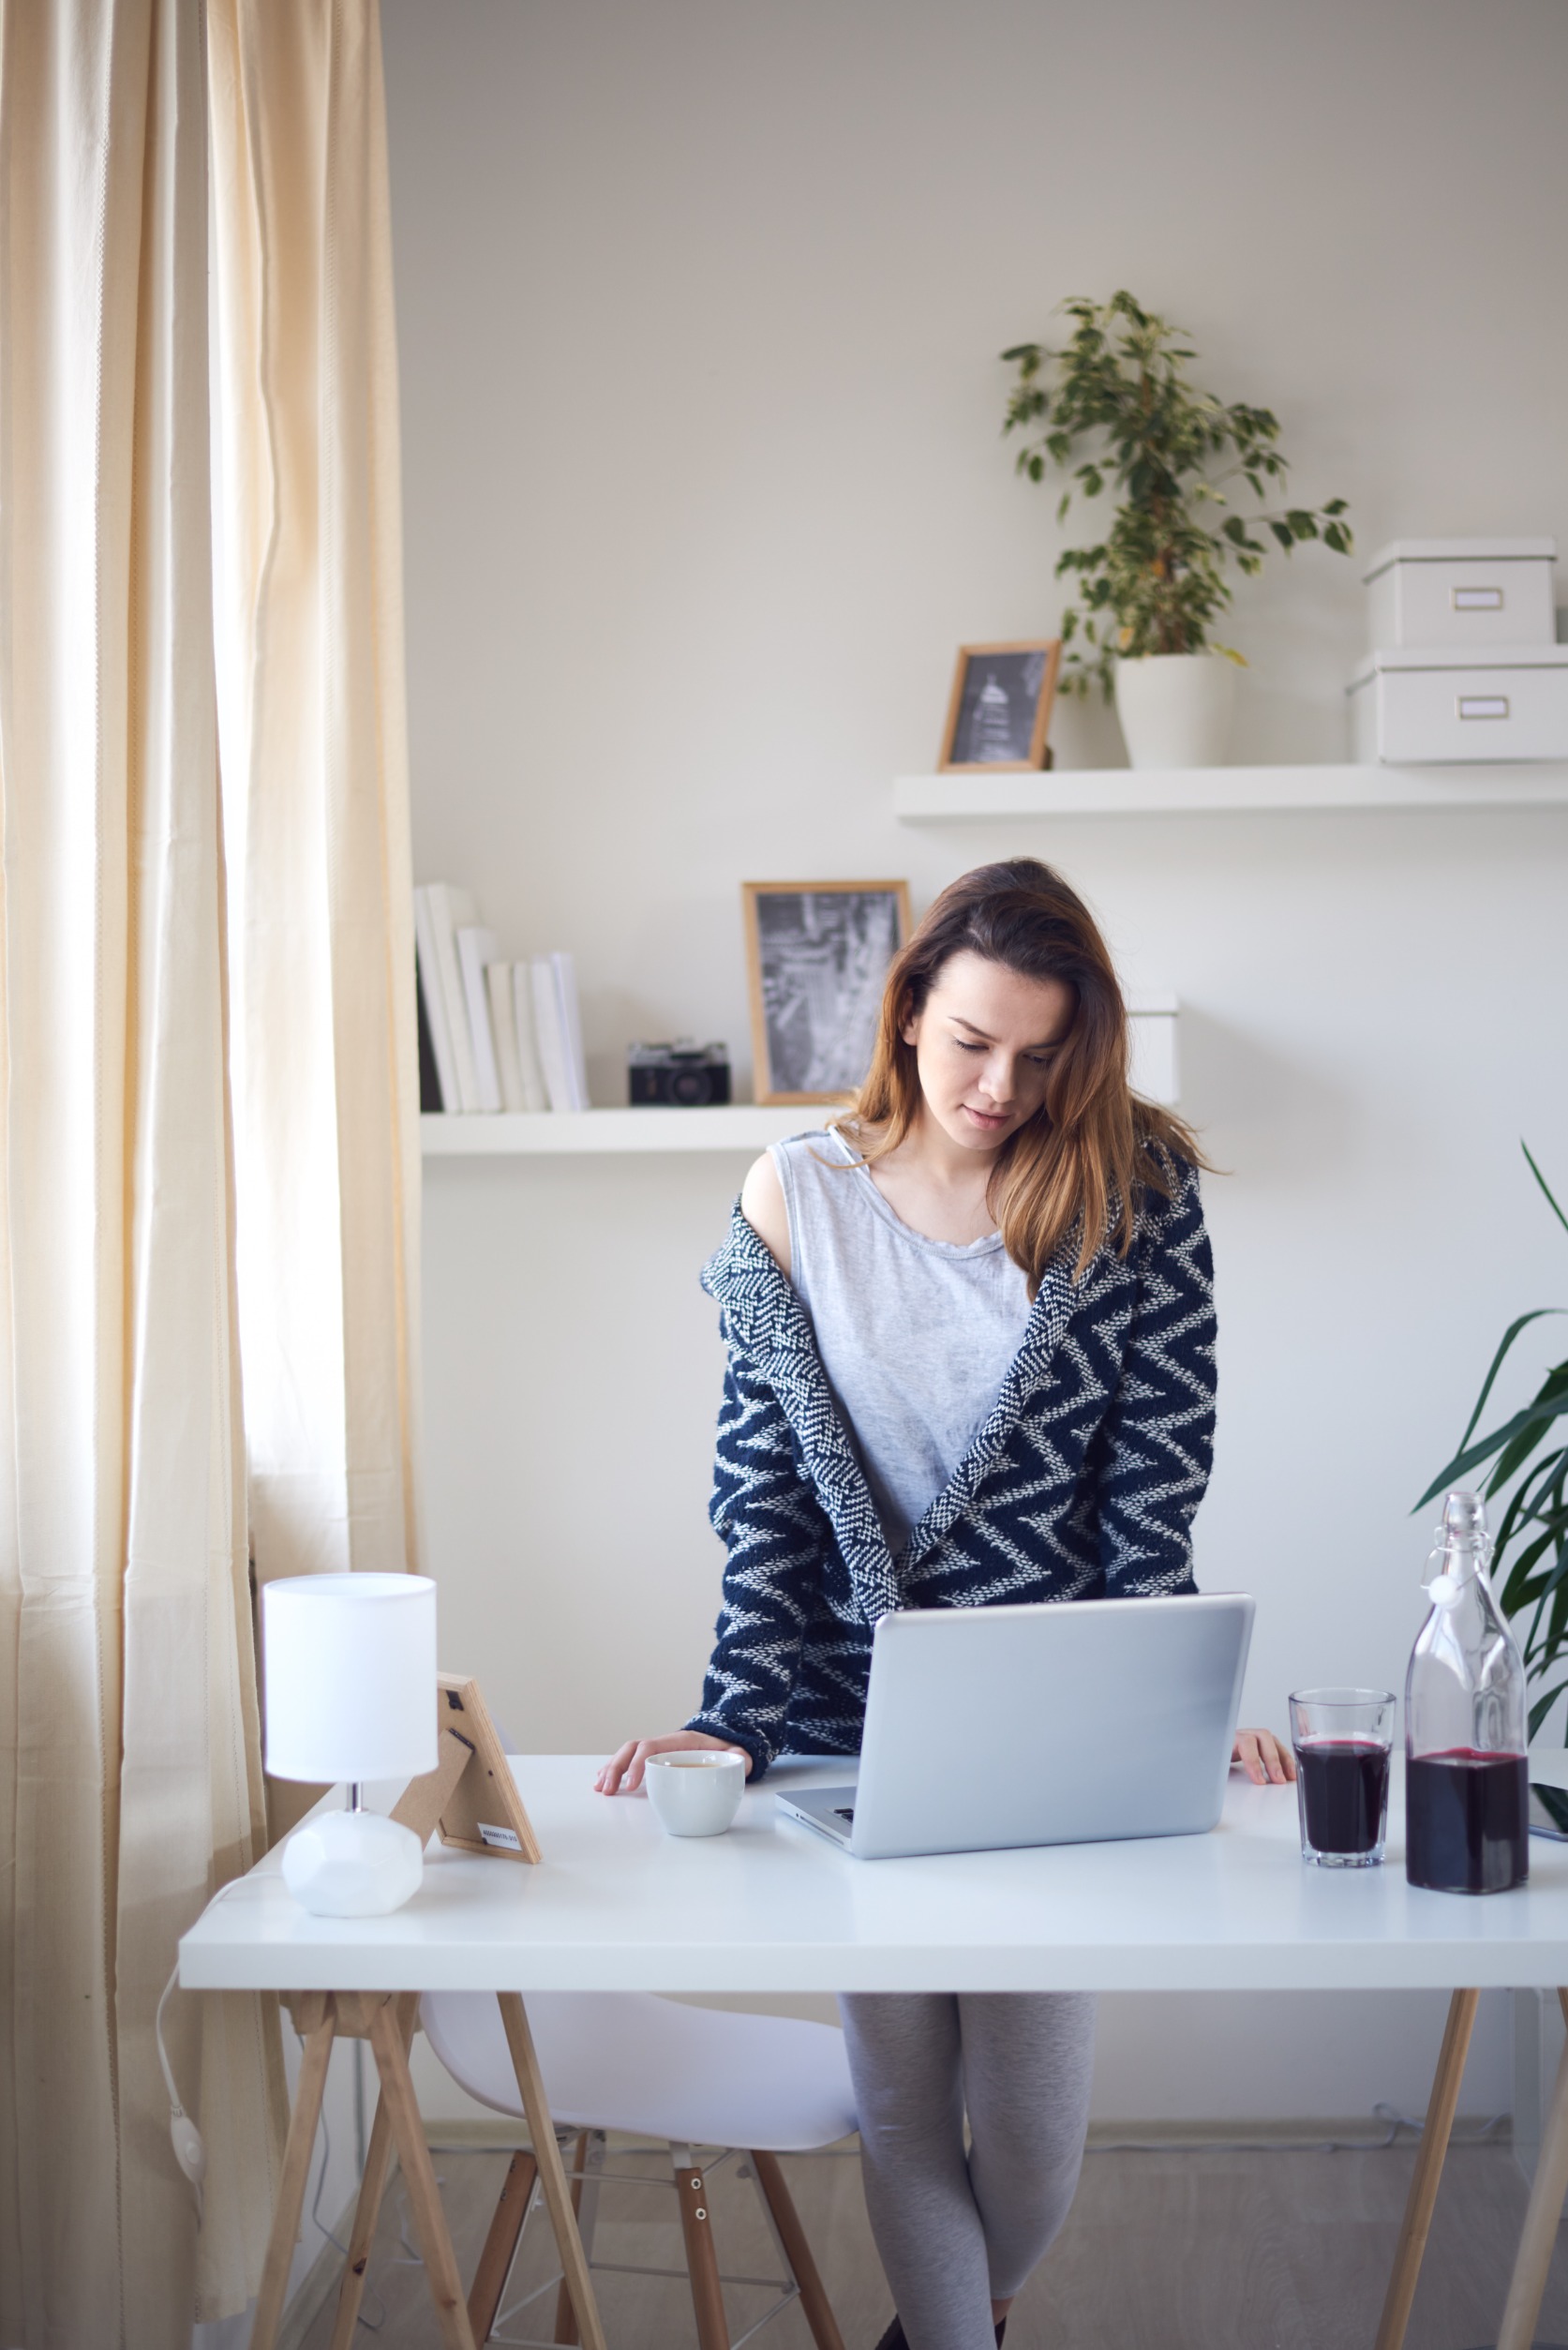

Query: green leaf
1268,520,1294,551
1490,1379,1568,1494
1455,1309,1568,1458
1529,1680,1568,1739
1415,1380,1568,1505
1524,1143,1568,1242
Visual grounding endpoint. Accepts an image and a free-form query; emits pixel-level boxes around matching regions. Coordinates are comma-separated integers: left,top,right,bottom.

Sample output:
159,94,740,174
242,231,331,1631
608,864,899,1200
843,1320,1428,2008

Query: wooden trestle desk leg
250,2006,337,2350
1373,1985,1480,2350
326,1994,420,2350
1496,1986,1568,2350
470,2148,541,2344
496,1993,609,2350
366,1996,480,2349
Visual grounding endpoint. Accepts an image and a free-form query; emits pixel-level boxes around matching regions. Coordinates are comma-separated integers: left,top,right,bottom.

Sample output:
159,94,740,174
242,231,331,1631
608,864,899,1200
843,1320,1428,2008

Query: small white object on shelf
892,762,1568,821
486,961,528,1113
262,1572,438,1918
1362,536,1556,651
511,964,549,1112
417,883,483,1111
1348,645,1568,765
1127,994,1178,1106
456,925,502,1112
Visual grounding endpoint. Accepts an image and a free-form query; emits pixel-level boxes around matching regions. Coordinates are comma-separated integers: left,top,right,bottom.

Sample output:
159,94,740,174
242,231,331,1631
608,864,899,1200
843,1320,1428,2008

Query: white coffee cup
644,1751,746,1838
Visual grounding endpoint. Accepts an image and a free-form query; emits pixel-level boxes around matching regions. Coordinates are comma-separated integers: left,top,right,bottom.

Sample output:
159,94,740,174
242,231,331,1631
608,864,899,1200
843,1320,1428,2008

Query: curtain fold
209,0,423,1635
0,1,286,2343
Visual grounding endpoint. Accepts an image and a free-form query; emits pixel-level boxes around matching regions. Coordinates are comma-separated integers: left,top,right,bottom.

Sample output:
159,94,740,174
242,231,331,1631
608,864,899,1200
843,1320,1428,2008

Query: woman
598,858,1292,2350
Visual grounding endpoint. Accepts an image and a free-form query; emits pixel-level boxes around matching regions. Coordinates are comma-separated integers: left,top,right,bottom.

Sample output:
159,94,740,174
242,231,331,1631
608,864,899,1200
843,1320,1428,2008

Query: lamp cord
156,1966,207,2223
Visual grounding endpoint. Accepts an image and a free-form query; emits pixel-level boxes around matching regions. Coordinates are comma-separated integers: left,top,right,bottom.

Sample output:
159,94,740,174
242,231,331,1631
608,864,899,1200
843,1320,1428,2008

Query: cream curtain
0,1,284,2343
208,0,423,1634
0,0,422,2340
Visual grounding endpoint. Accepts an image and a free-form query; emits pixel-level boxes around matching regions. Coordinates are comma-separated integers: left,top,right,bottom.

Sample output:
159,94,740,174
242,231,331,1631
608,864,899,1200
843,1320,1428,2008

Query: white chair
421,1988,858,2350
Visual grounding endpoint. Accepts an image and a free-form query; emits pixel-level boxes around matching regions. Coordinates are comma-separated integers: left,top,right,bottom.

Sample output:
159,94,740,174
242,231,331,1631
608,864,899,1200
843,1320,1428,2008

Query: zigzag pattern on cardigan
684,1156,1217,1776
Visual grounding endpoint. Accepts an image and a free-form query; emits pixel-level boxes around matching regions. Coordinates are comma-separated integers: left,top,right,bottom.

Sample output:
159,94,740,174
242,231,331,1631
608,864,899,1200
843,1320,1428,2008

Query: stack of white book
413,884,590,1114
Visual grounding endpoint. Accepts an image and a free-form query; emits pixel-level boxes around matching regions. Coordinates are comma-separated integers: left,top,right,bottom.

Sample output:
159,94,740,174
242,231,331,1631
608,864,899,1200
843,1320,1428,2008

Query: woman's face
902,949,1076,1157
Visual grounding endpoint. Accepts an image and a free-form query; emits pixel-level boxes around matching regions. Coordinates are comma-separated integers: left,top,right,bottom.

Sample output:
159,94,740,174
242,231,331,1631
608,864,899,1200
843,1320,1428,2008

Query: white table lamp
262,1572,438,1917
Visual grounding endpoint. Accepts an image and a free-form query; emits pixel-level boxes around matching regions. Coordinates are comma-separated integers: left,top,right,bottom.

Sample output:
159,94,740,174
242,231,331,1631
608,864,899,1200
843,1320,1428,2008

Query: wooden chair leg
554,2132,590,2343
1373,1986,1479,2350
250,2009,336,2350
367,1998,479,2350
468,2148,539,2344
750,2150,844,2350
674,2152,730,2350
1497,1985,1568,2350
327,1995,420,2350
496,1993,608,2350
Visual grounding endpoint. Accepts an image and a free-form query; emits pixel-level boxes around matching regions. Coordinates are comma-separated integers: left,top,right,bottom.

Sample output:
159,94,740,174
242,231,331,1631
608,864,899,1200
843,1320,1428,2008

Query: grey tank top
769,1128,1032,1555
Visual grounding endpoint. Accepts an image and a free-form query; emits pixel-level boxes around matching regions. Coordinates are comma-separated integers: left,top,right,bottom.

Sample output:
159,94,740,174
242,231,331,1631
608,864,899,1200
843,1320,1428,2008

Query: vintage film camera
627,1039,732,1108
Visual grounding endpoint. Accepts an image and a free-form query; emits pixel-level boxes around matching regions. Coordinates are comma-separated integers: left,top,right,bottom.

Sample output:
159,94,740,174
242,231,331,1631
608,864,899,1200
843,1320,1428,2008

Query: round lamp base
281,1808,424,1917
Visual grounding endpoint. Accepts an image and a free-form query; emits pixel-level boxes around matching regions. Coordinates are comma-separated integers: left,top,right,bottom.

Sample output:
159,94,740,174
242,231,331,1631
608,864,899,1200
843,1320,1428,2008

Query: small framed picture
938,640,1061,772
743,880,912,1105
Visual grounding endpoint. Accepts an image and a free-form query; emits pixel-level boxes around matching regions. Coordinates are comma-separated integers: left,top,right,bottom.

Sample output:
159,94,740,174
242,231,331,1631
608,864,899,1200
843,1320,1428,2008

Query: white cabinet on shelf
893,761,1568,823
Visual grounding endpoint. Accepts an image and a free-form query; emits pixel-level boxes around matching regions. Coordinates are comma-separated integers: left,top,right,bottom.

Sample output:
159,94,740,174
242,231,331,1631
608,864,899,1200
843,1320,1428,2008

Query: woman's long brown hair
843,859,1205,1291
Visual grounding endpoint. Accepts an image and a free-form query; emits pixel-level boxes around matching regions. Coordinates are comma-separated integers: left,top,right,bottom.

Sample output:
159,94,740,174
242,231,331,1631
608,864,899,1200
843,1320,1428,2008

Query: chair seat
422,1991,858,2152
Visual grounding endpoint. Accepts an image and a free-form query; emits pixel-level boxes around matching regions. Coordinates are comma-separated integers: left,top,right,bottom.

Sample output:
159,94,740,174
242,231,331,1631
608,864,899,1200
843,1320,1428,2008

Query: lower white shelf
421,1107,831,1156
894,761,1568,821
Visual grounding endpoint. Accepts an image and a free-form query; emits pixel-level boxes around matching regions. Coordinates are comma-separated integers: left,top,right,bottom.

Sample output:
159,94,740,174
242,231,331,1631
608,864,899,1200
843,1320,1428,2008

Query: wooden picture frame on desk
391,1672,543,1862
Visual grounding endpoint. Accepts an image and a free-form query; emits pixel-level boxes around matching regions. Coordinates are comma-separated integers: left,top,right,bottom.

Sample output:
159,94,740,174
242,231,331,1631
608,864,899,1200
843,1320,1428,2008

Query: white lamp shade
262,1573,438,1783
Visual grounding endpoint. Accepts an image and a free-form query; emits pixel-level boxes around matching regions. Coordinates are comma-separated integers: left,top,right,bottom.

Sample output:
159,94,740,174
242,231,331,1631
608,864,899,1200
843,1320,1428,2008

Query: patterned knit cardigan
684,1157,1217,1777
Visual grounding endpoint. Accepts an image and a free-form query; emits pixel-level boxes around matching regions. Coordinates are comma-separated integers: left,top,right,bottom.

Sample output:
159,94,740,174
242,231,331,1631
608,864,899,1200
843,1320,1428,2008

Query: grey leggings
838,1992,1096,2350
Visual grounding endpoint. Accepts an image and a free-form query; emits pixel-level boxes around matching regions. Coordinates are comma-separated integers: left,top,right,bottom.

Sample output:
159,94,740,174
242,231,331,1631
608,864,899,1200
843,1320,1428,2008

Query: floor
297,2131,1568,2350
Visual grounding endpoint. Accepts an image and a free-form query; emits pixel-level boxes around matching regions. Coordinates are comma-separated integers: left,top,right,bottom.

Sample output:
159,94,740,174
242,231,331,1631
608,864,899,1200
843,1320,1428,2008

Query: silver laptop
774,1593,1253,1861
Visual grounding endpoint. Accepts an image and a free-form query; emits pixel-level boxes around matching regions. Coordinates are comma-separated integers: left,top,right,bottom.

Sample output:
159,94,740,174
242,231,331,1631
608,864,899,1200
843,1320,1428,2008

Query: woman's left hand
1232,1728,1295,1786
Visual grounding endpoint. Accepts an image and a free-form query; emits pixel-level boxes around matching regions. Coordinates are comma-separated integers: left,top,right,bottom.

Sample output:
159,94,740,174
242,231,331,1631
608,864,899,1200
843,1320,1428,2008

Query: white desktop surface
179,1753,1568,1998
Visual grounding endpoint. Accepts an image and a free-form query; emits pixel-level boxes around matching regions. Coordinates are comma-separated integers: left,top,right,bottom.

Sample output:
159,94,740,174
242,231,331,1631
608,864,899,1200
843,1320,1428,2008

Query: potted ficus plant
1418,1146,1568,1744
1002,291,1353,768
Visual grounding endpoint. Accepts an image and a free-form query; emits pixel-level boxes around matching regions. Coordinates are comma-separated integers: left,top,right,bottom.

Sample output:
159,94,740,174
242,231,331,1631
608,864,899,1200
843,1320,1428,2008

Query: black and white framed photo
938,639,1061,772
742,880,912,1105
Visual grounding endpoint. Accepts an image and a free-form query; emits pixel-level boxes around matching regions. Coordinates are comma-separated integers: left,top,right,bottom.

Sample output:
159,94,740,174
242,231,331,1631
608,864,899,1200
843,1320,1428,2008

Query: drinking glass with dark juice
1289,1689,1395,1866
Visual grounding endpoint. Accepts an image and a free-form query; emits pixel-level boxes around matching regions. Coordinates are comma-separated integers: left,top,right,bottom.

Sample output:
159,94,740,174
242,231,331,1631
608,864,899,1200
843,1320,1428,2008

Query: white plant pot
1113,652,1238,770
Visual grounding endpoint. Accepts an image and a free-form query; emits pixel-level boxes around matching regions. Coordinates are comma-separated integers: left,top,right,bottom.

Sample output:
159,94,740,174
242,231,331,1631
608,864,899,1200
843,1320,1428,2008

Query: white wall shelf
893,761,1568,823
421,1106,831,1156
424,1002,1181,1156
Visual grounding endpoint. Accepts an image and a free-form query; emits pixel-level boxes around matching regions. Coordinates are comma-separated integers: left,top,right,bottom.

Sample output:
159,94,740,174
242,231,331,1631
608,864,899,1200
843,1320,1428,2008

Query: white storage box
1349,644,1568,764
1363,538,1557,651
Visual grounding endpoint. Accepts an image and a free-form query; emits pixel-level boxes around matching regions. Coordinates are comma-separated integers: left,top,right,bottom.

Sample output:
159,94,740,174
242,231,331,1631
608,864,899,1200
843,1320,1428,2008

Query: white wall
383,0,1568,2121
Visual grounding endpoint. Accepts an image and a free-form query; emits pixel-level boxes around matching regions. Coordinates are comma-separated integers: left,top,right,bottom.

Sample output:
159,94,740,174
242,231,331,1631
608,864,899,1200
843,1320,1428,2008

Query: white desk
180,1757,1568,2350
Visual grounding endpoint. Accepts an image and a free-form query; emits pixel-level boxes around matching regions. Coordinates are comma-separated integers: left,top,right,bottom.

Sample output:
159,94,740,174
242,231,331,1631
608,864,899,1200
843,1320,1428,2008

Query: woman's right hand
593,1730,754,1796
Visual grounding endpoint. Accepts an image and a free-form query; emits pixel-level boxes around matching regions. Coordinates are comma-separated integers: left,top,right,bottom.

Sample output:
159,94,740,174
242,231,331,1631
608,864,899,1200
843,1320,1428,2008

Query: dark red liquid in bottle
1295,1736,1390,1856
1406,1748,1529,1893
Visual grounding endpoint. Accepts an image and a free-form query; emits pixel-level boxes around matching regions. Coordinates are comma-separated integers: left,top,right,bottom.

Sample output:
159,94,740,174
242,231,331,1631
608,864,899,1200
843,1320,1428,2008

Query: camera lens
669,1068,714,1106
